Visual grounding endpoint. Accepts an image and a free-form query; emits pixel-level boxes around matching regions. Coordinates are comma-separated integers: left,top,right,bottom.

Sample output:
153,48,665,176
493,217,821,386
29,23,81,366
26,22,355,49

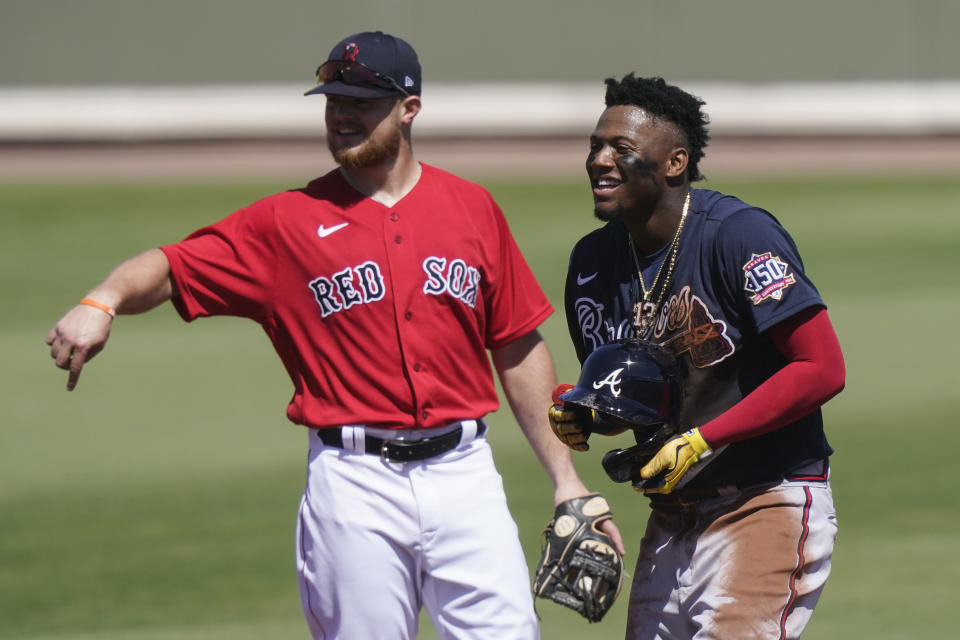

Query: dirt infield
3,135,960,181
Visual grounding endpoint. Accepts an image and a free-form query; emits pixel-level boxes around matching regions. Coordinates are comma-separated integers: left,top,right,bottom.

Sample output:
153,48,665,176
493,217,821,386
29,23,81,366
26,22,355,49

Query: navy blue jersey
565,188,833,487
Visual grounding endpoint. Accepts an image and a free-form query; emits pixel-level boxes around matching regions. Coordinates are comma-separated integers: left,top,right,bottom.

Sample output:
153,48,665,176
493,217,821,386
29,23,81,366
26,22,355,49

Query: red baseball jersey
161,164,553,430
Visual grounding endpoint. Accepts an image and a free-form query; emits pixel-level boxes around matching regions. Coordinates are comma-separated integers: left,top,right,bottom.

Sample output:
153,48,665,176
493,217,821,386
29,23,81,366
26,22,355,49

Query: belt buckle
380,438,402,462
379,431,451,463
380,435,418,462
378,426,465,463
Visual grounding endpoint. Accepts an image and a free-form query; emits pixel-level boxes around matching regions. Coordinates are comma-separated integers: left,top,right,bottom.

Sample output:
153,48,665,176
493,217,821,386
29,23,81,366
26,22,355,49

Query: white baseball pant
296,422,539,640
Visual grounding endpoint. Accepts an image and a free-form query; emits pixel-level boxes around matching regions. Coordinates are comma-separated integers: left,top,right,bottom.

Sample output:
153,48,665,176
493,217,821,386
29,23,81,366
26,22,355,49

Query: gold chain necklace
628,191,690,335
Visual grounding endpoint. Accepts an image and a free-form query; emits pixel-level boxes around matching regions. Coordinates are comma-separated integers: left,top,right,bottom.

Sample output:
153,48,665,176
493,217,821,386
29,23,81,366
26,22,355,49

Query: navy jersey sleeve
713,208,824,334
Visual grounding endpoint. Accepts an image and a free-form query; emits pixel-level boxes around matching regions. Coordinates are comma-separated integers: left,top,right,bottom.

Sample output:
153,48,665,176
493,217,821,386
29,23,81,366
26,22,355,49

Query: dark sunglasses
315,60,410,96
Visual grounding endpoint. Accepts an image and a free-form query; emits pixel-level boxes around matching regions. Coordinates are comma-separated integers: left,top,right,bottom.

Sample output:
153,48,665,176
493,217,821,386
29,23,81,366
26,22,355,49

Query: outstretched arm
492,330,624,554
46,248,175,391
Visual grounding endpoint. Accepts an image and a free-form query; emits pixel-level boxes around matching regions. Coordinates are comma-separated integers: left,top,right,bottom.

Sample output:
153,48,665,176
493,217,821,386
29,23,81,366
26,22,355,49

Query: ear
398,95,421,125
665,147,689,179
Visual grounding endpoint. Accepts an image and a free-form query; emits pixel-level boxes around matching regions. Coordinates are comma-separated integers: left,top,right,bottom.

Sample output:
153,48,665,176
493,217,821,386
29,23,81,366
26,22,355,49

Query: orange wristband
79,298,116,318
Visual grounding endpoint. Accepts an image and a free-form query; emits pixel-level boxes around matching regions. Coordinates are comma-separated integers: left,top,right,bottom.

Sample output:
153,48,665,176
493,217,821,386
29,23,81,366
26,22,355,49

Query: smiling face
586,105,688,223
325,94,405,169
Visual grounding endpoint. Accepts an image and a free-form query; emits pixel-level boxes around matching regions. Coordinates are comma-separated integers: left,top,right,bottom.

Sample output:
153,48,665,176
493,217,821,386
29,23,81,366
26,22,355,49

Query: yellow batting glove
548,384,593,452
639,428,712,494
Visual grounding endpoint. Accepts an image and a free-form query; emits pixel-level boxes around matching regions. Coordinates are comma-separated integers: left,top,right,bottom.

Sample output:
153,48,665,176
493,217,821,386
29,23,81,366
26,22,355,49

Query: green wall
3,0,959,86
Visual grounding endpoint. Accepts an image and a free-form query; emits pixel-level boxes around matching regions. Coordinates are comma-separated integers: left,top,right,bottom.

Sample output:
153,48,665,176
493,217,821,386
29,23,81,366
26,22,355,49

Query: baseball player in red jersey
549,75,846,639
45,31,622,639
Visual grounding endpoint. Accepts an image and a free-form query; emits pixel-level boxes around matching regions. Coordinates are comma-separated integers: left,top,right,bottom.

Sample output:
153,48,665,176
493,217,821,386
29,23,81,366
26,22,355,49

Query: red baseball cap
305,31,421,99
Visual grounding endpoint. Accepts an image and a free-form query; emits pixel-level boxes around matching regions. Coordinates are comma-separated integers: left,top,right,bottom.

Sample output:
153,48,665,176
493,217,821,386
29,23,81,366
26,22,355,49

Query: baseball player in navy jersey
46,31,622,640
548,74,846,639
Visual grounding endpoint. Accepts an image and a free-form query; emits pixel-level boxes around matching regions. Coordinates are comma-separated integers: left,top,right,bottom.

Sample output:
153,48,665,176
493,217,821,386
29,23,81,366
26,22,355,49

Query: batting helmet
560,340,683,485
560,339,681,432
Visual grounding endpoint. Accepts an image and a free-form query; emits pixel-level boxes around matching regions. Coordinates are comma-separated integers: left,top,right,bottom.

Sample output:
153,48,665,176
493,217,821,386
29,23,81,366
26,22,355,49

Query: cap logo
343,43,359,62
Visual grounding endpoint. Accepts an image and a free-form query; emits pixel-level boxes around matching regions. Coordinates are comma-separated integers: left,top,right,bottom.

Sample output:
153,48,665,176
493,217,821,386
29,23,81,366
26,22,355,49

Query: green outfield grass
2,174,958,639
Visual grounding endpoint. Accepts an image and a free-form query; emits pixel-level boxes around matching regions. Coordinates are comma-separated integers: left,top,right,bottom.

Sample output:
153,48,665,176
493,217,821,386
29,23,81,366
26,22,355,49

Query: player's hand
46,303,114,391
639,428,712,494
599,515,626,556
552,480,627,557
548,383,594,452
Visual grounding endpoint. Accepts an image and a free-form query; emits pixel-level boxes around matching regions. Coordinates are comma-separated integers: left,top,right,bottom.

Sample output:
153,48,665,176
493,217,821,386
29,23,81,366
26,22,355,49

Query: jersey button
421,409,429,419
394,235,403,244
404,311,413,321
390,213,399,222
413,363,421,372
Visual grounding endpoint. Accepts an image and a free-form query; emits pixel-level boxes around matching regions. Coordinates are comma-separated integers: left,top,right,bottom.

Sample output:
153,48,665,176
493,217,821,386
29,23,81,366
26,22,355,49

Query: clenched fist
548,383,595,452
639,428,712,494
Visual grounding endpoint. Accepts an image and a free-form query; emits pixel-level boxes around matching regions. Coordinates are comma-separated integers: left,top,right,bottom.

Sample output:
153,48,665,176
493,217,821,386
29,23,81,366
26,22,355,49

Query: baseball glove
532,493,623,622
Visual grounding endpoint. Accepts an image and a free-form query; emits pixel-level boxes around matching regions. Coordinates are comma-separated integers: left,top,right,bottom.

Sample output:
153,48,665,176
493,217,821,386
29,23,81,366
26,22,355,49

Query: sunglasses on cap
315,60,410,96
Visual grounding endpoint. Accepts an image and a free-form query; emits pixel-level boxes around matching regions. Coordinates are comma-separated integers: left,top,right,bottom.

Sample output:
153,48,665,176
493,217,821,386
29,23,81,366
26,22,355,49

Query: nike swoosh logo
317,222,349,238
576,272,598,285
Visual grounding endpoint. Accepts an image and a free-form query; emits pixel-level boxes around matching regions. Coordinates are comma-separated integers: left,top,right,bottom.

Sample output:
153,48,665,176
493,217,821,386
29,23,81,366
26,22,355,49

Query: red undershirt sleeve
697,307,846,448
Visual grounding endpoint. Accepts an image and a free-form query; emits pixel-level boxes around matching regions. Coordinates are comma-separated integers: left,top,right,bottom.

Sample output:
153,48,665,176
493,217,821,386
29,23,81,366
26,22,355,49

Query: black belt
649,478,788,508
650,459,830,507
316,421,486,462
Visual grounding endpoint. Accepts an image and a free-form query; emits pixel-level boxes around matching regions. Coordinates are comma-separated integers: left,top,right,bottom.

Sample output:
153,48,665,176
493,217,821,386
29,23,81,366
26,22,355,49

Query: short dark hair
604,74,710,182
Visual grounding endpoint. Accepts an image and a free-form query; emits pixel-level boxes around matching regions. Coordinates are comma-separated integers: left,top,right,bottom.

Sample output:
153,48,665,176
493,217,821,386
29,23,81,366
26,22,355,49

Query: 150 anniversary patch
742,252,796,304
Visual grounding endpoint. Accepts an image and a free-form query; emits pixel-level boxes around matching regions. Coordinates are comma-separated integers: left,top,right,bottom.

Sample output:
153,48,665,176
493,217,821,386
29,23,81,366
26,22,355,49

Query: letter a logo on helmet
561,339,682,432
592,368,625,397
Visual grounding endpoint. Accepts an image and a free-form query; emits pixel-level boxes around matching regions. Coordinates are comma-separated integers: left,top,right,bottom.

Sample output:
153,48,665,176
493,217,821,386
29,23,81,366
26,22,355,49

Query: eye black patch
616,153,657,177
